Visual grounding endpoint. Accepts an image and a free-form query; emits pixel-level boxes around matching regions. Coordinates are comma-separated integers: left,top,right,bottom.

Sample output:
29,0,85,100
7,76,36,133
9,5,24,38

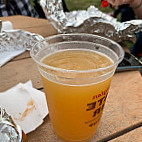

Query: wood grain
91,71,142,141
110,127,142,142
12,51,30,61
0,58,42,92
0,15,58,37
1,16,142,142
27,71,142,142
0,16,51,29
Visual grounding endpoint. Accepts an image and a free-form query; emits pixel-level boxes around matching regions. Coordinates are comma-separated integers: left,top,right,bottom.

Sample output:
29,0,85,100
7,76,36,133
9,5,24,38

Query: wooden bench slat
1,16,142,142
0,58,42,92
27,71,142,142
110,127,142,142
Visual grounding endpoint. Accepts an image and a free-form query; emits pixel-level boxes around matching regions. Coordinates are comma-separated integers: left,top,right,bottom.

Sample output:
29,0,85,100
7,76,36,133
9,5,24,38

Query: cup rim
30,33,124,73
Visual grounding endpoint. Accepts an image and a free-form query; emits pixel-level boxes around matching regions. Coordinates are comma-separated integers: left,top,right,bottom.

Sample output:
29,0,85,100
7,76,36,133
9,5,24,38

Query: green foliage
125,41,133,49
30,0,35,6
65,0,112,13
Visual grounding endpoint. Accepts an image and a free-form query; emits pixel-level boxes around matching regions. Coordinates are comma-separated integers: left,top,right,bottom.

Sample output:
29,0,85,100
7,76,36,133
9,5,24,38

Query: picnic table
0,15,142,142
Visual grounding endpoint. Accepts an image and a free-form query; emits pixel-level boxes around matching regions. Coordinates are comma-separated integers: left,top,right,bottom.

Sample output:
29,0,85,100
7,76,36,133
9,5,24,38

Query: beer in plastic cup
31,34,124,142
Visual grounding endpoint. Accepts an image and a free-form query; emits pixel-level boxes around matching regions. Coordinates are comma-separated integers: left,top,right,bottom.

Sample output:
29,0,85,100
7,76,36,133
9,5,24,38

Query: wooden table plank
109,127,142,142
0,58,42,92
12,51,30,61
1,16,50,29
27,115,62,142
1,55,142,141
1,16,142,141
0,15,57,37
91,71,142,141
27,71,142,142
22,26,57,38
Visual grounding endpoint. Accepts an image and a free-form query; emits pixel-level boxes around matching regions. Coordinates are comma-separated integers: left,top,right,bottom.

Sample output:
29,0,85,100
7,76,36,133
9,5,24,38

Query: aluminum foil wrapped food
0,29,44,67
40,0,142,43
0,29,44,51
0,107,28,142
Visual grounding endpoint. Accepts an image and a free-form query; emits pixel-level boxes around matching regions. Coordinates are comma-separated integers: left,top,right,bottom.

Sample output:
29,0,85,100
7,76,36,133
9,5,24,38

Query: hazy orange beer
31,34,124,142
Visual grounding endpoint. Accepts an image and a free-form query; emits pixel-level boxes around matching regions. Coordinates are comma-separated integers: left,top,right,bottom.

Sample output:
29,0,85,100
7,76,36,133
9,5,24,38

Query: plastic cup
30,33,124,142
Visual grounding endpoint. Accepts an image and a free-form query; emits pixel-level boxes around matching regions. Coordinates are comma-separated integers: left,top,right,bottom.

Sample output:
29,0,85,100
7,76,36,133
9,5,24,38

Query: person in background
33,0,46,18
113,4,135,22
0,0,39,18
107,0,142,19
33,0,69,18
0,0,69,18
107,0,142,58
101,0,135,22
62,0,69,12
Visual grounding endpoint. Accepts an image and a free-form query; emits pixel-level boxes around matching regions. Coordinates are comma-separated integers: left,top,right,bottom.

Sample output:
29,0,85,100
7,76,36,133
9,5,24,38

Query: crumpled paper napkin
0,48,26,67
1,21,13,31
0,81,48,134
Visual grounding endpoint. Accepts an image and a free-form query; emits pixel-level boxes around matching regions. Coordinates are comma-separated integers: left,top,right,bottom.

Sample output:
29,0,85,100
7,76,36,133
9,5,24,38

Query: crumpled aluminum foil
0,107,27,142
0,29,44,67
40,0,142,43
0,29,44,51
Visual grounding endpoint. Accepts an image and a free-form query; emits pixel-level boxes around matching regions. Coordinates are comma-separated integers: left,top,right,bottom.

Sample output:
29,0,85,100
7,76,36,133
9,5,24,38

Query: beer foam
41,49,114,70
39,49,115,86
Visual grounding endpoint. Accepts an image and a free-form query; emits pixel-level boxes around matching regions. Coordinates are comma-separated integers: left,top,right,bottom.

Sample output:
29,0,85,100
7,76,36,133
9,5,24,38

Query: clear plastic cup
30,33,124,142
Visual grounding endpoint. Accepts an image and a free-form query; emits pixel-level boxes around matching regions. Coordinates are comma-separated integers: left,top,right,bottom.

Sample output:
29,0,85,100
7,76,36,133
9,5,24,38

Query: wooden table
0,16,142,142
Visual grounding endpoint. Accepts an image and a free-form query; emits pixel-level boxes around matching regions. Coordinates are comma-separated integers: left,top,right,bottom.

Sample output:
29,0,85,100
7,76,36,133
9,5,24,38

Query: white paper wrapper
1,21,13,31
0,81,48,134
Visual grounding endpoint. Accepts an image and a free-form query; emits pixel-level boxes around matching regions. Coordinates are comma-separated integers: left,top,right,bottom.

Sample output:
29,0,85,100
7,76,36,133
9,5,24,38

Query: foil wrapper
0,29,44,51
40,0,142,43
0,107,28,142
0,29,44,67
